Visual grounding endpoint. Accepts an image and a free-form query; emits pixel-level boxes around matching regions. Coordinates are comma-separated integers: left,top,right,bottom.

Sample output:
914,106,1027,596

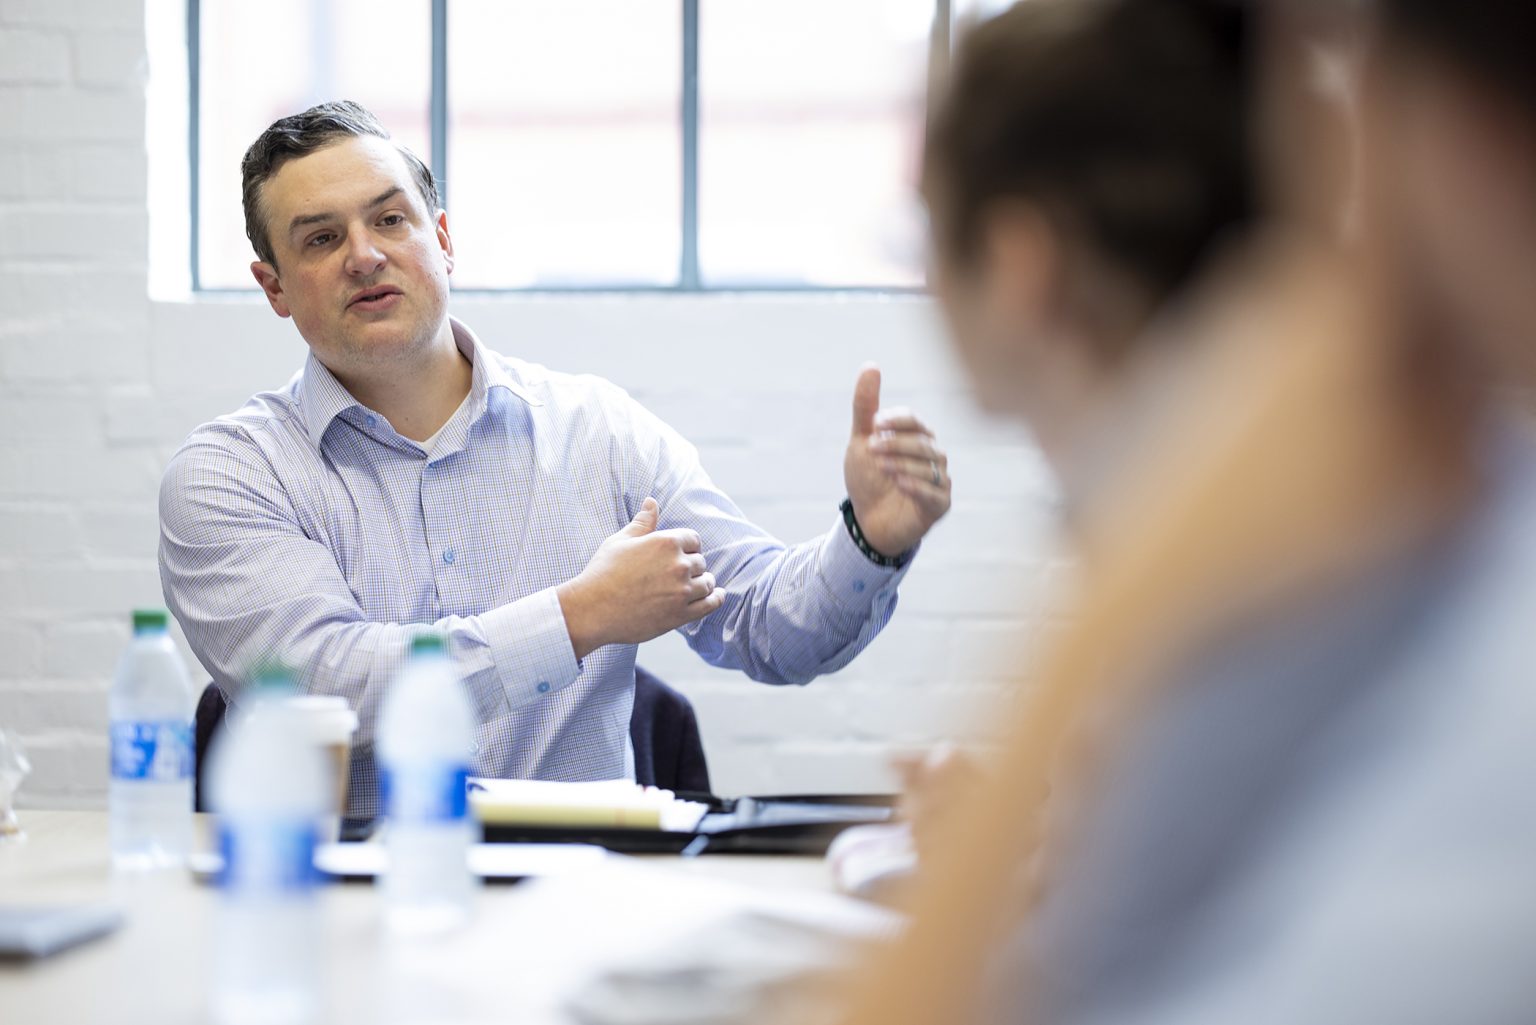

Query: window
447,1,681,288
699,1,931,287
189,0,943,292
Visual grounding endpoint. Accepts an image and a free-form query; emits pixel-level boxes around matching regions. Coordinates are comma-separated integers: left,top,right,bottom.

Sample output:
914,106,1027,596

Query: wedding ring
929,460,942,486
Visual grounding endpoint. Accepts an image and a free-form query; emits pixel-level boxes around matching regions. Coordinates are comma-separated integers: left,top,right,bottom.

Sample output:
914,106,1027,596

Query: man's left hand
844,364,952,558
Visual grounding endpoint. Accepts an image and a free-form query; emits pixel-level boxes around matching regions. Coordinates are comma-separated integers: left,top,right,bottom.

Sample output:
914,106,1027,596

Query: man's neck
334,320,473,443
1036,373,1131,528
1015,338,1139,524
1032,341,1196,543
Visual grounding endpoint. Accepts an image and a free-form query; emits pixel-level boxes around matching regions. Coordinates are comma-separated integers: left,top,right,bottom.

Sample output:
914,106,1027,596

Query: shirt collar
450,315,542,413
297,315,541,446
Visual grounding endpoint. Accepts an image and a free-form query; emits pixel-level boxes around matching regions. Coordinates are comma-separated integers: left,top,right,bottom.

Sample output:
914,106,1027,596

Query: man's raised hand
843,365,953,558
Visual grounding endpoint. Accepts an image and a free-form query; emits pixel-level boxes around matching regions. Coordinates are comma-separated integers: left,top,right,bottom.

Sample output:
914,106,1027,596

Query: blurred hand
844,365,952,557
557,498,725,659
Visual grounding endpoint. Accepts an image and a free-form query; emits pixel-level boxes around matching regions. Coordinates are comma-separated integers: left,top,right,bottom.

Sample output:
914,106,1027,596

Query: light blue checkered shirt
160,318,909,816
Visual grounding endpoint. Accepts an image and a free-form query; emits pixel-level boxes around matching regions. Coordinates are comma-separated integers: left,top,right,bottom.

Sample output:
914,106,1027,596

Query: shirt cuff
478,586,582,707
816,516,914,613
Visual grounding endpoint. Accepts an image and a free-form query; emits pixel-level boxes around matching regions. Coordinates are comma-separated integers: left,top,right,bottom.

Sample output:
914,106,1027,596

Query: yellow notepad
468,778,709,831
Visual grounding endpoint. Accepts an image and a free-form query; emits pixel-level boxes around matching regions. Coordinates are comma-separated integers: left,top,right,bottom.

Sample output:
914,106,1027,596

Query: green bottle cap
132,609,169,633
410,632,447,656
248,660,298,695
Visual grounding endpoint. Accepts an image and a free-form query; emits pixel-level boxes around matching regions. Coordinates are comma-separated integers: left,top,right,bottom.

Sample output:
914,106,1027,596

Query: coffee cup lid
280,695,359,741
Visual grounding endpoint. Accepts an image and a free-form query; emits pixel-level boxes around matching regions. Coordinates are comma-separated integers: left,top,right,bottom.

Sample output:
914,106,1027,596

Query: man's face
924,183,1061,420
928,233,1019,418
250,135,454,378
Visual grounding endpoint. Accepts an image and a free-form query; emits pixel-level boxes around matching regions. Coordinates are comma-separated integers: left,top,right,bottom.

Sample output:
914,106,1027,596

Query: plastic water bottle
378,632,476,933
206,669,328,1025
108,608,195,870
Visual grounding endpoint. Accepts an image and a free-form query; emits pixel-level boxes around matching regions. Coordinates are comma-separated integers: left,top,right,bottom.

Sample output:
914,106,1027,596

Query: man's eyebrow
288,187,405,234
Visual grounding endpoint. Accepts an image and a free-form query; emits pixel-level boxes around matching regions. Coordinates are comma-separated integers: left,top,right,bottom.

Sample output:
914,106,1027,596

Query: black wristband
840,497,911,569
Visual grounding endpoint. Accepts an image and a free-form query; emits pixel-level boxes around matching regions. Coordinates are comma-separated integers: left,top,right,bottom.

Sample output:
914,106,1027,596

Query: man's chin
342,319,428,358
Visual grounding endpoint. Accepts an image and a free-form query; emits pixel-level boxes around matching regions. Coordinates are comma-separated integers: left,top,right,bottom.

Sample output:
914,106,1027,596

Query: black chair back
193,683,229,812
631,667,713,795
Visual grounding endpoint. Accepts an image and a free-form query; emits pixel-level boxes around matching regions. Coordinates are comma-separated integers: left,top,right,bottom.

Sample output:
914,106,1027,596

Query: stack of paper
467,778,709,831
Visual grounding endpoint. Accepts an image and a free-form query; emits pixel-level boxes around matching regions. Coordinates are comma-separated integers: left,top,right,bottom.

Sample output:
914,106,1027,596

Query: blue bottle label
110,720,193,781
217,819,320,893
382,764,470,823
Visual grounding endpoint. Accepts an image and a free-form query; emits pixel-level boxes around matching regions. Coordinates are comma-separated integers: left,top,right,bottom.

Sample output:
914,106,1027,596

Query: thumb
851,363,881,438
621,496,660,537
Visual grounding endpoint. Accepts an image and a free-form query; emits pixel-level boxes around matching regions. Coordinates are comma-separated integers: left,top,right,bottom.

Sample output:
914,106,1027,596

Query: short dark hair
925,0,1257,335
240,100,441,267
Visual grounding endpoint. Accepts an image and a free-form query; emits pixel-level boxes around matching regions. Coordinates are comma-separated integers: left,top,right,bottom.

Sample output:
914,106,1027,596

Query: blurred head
242,101,455,379
1360,3,1536,378
923,0,1257,432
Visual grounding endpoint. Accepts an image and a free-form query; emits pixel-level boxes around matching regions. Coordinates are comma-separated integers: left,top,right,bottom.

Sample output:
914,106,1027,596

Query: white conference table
0,810,859,1025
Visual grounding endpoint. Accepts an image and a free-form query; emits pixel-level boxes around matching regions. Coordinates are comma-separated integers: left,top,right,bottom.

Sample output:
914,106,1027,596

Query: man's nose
343,229,387,276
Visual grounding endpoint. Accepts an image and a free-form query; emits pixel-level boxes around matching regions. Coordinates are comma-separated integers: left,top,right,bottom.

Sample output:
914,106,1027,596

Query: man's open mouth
348,286,402,309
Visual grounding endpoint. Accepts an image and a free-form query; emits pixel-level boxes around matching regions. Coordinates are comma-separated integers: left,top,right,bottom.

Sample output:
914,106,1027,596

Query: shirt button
536,681,551,694
852,579,867,594
468,741,481,755
442,548,456,565
365,414,377,427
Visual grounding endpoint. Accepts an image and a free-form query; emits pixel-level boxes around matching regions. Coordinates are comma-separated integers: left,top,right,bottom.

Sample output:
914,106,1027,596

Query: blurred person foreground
825,1,1536,1024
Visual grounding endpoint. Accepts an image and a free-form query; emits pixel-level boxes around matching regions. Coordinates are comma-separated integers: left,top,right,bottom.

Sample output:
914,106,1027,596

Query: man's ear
435,209,455,276
250,261,292,318
982,201,1060,327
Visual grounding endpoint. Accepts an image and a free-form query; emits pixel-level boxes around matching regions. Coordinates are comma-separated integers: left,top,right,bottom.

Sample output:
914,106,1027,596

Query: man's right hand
556,497,726,660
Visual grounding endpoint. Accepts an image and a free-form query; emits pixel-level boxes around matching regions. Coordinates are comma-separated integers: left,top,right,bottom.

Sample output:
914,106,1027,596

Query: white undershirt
418,393,470,452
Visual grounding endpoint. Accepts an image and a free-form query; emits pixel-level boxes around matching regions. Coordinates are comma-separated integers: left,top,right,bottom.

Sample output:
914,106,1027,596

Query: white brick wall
0,4,1063,809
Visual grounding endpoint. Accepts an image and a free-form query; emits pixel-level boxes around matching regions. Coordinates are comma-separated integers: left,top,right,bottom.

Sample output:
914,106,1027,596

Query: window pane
699,0,932,288
198,0,432,288
952,0,1016,27
448,1,681,289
